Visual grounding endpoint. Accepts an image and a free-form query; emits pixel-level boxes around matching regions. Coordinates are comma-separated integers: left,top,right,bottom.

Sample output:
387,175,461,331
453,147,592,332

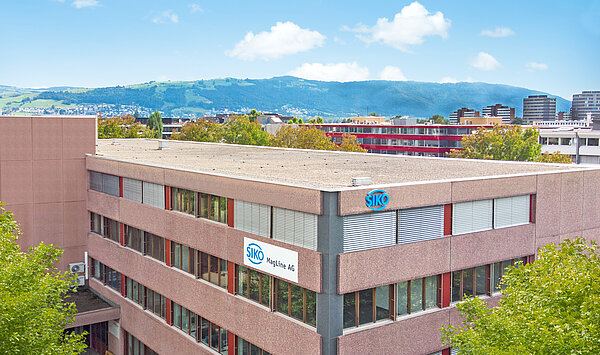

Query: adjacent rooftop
95,139,584,190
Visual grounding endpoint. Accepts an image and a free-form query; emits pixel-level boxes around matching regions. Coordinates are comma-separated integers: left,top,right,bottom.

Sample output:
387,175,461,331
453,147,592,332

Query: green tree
271,125,338,150
247,109,262,123
316,116,324,124
97,115,154,139
429,114,449,124
221,115,272,146
147,111,163,138
448,125,571,163
338,133,367,152
368,112,379,116
0,205,87,354
308,118,317,124
170,119,224,142
442,238,600,354
511,116,524,125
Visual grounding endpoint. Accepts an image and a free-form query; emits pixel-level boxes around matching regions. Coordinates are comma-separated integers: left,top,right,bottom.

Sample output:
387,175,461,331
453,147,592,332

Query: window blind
342,211,396,252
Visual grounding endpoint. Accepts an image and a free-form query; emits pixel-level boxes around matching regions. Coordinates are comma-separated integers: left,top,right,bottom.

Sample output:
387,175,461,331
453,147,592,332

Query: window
123,178,143,203
236,337,270,355
198,193,228,224
90,213,102,234
396,275,439,317
198,316,228,355
125,332,159,355
343,286,392,328
195,250,227,288
561,138,572,145
237,266,271,307
125,225,144,253
171,187,197,216
452,200,493,235
588,138,599,146
144,232,165,262
233,200,271,238
548,137,559,145
493,195,530,229
102,217,120,243
397,205,444,245
273,207,318,250
274,279,317,327
171,242,194,274
342,211,396,252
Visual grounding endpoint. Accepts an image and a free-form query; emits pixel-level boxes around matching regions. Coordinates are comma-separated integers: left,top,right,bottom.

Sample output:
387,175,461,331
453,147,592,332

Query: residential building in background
459,116,503,125
4,115,600,355
538,118,600,164
556,111,571,120
310,123,493,157
482,104,515,123
523,95,556,121
449,107,479,124
571,91,600,121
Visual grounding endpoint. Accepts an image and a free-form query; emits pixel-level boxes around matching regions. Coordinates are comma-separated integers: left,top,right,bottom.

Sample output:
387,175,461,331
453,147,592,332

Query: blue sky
1,0,599,99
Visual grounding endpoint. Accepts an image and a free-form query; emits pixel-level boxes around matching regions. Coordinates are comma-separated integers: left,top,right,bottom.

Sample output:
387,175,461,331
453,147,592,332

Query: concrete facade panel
451,175,537,203
450,224,536,270
337,309,450,355
64,201,88,248
118,161,165,185
4,203,34,249
0,117,32,161
581,228,600,244
32,118,63,160
62,118,96,159
33,202,64,246
87,190,120,221
164,168,322,215
1,160,33,204
88,236,321,355
559,172,584,234
71,307,120,328
86,156,120,176
33,159,63,204
118,198,169,238
338,238,451,294
583,170,600,230
535,173,561,238
63,159,87,202
338,182,451,216
164,210,229,260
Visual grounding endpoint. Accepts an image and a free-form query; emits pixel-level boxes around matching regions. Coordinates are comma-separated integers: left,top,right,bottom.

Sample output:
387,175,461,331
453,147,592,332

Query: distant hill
2,77,571,118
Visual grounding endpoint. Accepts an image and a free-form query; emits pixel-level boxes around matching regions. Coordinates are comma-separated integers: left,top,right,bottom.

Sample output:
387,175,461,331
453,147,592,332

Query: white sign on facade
243,237,299,283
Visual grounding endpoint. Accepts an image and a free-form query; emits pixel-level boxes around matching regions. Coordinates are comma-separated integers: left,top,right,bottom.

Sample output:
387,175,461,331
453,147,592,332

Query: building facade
448,108,479,124
571,91,600,121
523,95,556,121
309,124,492,157
3,116,600,355
482,104,515,123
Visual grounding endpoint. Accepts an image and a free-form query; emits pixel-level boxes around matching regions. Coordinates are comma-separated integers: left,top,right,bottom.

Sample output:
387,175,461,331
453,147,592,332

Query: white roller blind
102,174,120,197
233,200,271,238
89,171,103,192
494,195,530,229
452,200,493,235
272,207,317,250
398,205,444,245
142,182,165,209
123,178,143,203
343,211,396,252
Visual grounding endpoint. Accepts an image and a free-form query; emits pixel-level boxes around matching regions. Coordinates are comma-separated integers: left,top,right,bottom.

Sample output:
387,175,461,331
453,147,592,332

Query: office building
448,108,479,124
571,91,600,121
309,123,493,157
3,115,600,354
482,104,515,123
523,95,556,121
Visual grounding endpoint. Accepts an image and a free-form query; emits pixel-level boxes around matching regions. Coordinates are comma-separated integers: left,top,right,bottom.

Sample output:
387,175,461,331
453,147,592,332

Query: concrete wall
0,116,96,269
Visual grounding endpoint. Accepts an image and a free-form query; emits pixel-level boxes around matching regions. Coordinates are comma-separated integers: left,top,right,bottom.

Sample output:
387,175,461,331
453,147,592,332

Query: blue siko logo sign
246,243,264,265
365,189,390,211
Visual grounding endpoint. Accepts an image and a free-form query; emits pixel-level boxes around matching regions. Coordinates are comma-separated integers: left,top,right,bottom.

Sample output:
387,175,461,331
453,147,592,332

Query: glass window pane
238,266,248,296
452,271,461,302
210,195,219,221
200,317,209,345
173,303,181,329
220,196,227,223
249,269,260,302
424,276,438,309
463,268,474,298
182,245,189,273
132,281,139,303
182,307,189,334
249,343,261,355
201,252,209,281
220,259,228,288
210,324,220,350
173,243,181,269
375,285,390,321
290,284,304,321
397,281,408,315
190,313,197,340
493,262,502,293
410,279,423,313
154,292,161,316
261,274,271,307
127,278,132,299
237,337,248,355
476,266,487,296
343,293,356,328
200,193,209,218
209,255,219,284
147,289,154,311
220,329,228,355
277,280,289,314
306,290,316,327
358,289,374,325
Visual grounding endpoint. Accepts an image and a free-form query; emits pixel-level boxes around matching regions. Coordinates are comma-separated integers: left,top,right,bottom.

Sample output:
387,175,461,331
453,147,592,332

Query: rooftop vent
352,177,372,186
158,140,169,150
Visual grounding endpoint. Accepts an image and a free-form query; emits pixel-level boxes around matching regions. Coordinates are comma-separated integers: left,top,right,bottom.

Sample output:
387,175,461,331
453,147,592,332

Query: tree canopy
147,111,163,138
442,238,600,354
221,115,272,146
0,205,86,354
271,125,366,152
448,125,571,163
97,115,155,139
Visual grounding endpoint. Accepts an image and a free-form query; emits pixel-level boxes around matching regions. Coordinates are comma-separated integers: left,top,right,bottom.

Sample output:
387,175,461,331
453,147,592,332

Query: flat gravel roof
95,139,584,190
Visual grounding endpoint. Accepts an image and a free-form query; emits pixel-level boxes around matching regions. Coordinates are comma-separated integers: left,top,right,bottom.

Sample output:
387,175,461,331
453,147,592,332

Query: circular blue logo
365,189,390,211
246,243,265,265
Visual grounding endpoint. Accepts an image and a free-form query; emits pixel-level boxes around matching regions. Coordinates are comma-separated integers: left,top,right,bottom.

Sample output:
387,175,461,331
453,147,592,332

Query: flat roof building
3,116,600,355
571,91,600,121
523,95,556,121
482,104,515,123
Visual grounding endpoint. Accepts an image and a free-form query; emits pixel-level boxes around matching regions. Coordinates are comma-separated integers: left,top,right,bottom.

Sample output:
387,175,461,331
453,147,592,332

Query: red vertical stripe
442,348,450,355
442,272,451,308
227,261,235,294
119,177,123,198
529,194,536,223
120,274,126,297
228,333,236,355
227,198,234,228
165,299,172,325
165,240,171,267
443,204,452,236
165,186,171,210
120,223,125,246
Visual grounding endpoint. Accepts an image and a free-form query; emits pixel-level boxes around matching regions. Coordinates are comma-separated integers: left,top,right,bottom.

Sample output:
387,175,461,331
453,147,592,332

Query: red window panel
119,177,124,198
443,204,452,236
441,272,451,308
227,198,234,228
529,194,536,223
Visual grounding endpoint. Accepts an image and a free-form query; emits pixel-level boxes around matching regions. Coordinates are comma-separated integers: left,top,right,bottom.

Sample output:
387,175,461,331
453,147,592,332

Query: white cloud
152,10,179,24
470,52,501,71
379,66,407,81
526,62,548,71
189,3,203,13
439,76,458,84
347,1,450,52
72,0,98,8
480,27,514,38
227,22,325,61
288,62,370,82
